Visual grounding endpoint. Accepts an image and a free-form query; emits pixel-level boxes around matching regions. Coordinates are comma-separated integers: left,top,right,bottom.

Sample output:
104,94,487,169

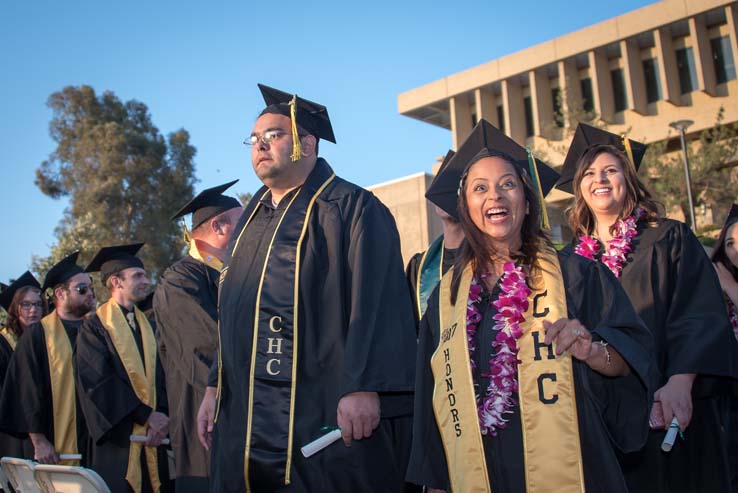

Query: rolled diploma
301,428,342,458
130,434,170,445
59,454,82,460
661,417,680,452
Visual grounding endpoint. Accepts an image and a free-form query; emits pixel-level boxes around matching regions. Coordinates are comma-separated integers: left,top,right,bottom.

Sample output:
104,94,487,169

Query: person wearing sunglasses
0,252,96,467
0,271,47,461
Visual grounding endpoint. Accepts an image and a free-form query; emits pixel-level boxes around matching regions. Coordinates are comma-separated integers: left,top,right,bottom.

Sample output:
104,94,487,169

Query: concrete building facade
376,0,738,264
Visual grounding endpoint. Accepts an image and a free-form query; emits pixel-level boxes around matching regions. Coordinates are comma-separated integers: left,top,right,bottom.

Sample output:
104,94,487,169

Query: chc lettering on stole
530,289,558,405
266,315,284,376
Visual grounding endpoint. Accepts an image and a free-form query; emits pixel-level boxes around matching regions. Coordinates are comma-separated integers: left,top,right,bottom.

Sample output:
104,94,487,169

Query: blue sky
0,0,651,281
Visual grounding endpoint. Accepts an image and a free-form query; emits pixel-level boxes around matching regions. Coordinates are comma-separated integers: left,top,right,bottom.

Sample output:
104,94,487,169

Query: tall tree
33,85,196,288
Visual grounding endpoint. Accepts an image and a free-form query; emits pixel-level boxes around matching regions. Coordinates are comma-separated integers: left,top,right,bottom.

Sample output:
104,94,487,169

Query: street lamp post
669,119,696,231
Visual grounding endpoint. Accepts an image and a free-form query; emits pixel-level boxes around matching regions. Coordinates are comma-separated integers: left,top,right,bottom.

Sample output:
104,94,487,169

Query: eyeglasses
69,284,94,296
20,301,43,310
243,129,304,147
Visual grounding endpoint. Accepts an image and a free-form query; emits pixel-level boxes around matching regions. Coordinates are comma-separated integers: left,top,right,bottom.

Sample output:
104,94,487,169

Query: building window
523,96,535,137
711,36,737,84
580,78,594,112
642,58,662,103
551,87,564,127
675,47,697,94
497,105,505,134
611,68,628,112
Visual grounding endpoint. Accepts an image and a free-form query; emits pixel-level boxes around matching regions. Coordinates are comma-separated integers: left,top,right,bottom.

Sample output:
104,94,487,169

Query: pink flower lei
575,208,646,277
466,262,531,436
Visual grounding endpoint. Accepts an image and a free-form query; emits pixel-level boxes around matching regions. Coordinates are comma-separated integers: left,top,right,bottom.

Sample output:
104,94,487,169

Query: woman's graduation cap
425,119,560,228
555,123,648,194
172,180,241,233
85,243,145,283
0,271,41,311
42,251,85,291
257,83,336,162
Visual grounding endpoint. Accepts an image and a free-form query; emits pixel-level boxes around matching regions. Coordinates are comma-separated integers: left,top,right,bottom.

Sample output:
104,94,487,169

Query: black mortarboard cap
0,282,7,291
556,123,648,194
171,180,241,229
258,84,336,144
86,243,145,282
425,119,559,221
42,251,85,291
0,271,41,311
724,203,738,229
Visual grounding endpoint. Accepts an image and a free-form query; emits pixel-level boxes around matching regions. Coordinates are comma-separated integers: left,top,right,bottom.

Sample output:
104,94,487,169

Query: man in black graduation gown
0,252,95,465
154,182,242,493
405,150,464,323
196,84,418,492
76,244,170,493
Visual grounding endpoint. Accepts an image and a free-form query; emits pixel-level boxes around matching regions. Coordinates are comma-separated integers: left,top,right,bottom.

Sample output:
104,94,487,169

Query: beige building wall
382,0,738,255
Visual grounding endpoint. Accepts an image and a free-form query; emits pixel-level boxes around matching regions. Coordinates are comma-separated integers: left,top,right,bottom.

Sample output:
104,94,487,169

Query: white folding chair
33,464,110,493
0,457,41,493
0,459,10,492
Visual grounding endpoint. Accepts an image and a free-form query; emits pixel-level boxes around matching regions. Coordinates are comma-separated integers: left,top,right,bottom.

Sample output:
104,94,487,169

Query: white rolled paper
59,454,82,460
301,428,342,458
130,434,170,445
661,417,680,452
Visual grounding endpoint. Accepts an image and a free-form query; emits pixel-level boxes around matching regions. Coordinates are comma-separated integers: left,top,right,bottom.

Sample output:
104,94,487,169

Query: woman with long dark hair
407,120,653,493
0,271,46,460
559,123,738,492
712,204,738,338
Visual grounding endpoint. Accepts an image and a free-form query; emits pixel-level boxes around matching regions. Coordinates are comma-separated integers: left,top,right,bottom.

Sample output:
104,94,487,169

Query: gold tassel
526,148,550,230
290,96,303,162
621,134,637,174
181,218,192,244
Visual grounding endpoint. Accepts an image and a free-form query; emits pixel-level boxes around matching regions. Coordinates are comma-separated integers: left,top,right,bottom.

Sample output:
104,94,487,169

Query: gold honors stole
431,248,584,492
0,326,18,350
40,312,79,466
97,300,160,493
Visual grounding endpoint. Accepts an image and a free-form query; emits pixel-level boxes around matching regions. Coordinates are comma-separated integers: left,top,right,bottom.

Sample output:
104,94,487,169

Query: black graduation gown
563,219,738,493
0,334,32,460
153,254,219,492
407,250,655,492
75,312,170,493
0,319,89,464
212,159,418,492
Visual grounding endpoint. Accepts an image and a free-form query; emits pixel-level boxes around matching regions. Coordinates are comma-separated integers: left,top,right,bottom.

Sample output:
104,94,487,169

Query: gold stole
97,300,160,493
41,312,79,466
189,239,223,272
0,326,18,350
432,248,584,492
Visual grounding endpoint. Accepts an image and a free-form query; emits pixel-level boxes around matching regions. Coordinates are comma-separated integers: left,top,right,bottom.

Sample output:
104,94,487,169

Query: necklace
575,208,645,277
466,262,530,436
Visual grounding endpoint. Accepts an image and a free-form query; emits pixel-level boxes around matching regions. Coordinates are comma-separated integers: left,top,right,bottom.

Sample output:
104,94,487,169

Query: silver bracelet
595,341,611,367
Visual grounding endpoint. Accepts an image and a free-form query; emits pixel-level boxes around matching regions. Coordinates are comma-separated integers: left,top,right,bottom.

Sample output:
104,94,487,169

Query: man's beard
66,297,94,318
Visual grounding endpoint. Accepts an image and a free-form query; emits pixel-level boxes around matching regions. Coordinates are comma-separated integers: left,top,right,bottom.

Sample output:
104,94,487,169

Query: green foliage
237,192,253,207
643,107,738,228
33,85,197,294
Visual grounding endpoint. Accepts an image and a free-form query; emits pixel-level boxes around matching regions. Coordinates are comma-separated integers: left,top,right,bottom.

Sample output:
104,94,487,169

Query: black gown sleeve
153,263,219,389
405,252,423,323
562,252,656,454
663,223,738,379
75,316,151,443
406,288,450,490
338,194,417,397
0,337,13,390
0,324,52,437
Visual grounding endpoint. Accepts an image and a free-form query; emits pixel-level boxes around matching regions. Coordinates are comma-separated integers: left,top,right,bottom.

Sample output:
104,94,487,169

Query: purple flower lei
575,208,645,277
466,262,531,436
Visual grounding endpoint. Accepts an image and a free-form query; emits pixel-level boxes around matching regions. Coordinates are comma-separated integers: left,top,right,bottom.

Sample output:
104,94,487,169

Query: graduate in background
407,120,654,493
153,181,242,493
76,244,170,493
197,84,417,492
0,272,45,460
406,150,465,323
558,124,738,493
0,253,95,465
